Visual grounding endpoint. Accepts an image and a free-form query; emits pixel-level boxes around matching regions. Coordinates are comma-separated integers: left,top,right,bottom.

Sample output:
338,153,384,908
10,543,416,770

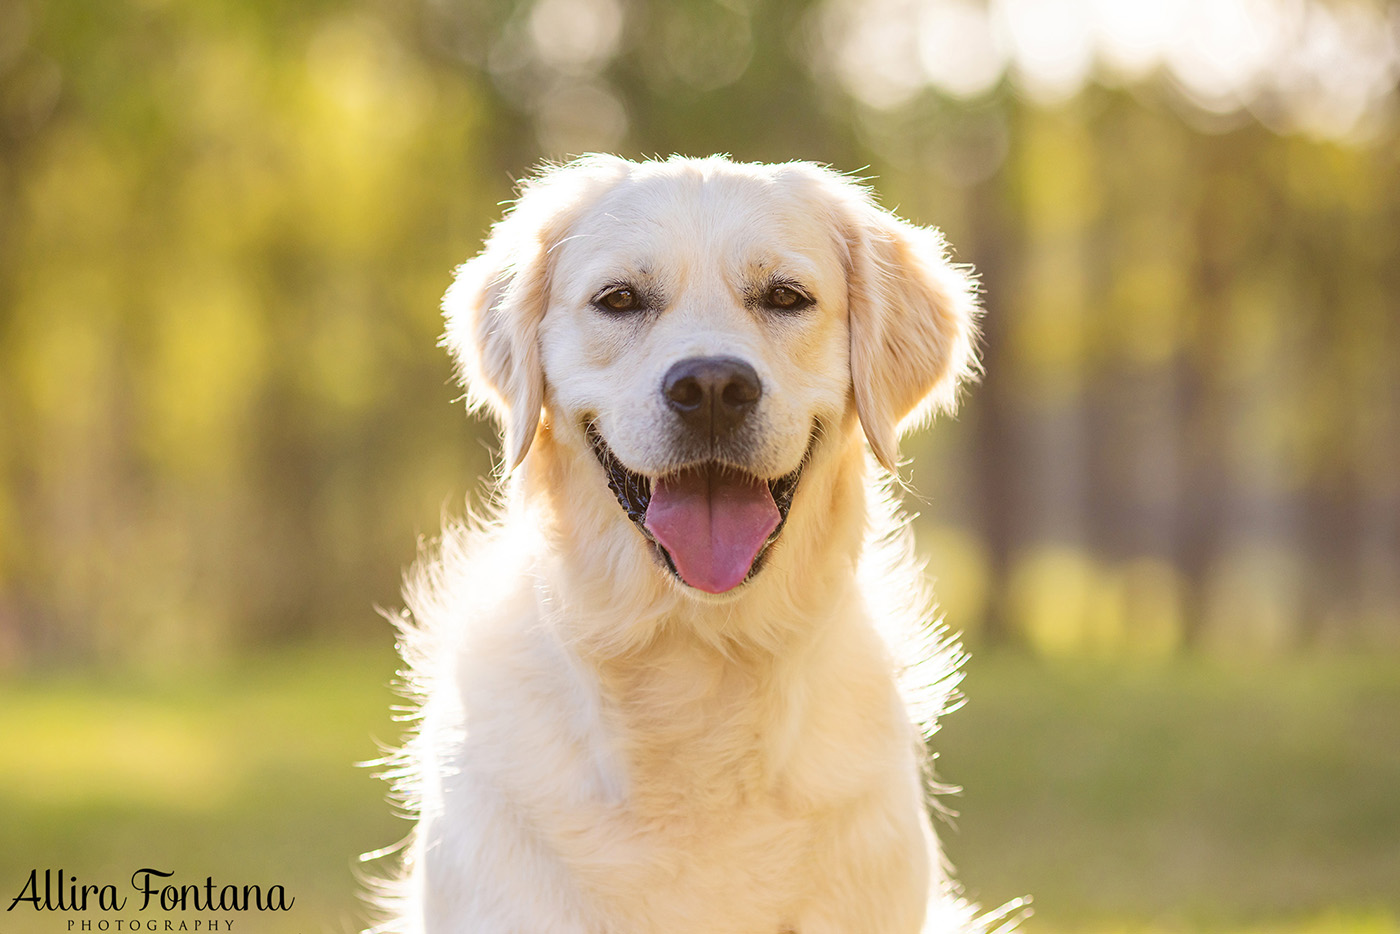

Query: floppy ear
442,157,625,470
842,193,981,473
442,223,550,472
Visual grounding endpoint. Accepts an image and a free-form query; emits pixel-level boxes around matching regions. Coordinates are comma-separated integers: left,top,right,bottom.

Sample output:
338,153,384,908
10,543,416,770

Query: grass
936,654,1400,934
0,644,406,934
0,646,1396,934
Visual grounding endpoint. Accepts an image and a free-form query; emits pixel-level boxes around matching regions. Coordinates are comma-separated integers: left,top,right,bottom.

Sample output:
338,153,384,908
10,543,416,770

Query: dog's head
444,155,978,596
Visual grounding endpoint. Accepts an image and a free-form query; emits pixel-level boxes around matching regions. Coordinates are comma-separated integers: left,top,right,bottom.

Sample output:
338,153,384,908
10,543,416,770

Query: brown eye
765,284,811,311
597,286,641,312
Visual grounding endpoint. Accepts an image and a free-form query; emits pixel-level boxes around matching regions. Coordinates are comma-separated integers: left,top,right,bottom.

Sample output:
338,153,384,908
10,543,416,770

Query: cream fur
366,155,1021,934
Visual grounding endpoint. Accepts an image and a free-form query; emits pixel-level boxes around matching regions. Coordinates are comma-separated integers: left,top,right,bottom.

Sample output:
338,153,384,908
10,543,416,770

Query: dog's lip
584,423,809,588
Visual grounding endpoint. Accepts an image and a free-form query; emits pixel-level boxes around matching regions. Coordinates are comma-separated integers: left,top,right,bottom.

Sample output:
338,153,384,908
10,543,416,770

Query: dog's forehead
554,165,844,281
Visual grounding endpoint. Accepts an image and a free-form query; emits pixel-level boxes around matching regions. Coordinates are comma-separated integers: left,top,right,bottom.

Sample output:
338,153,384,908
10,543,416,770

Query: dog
368,154,1021,934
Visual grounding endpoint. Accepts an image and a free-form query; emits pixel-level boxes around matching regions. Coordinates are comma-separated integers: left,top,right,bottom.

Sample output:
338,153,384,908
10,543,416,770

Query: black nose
662,356,762,437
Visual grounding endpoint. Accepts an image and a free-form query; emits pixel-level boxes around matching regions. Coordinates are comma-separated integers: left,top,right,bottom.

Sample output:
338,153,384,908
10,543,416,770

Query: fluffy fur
365,155,1024,934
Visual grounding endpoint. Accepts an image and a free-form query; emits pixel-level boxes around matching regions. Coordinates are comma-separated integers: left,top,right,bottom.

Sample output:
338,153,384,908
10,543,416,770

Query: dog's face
544,168,849,483
445,156,978,596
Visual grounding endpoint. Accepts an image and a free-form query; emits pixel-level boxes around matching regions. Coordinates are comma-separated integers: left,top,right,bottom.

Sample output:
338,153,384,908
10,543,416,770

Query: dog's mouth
586,424,808,594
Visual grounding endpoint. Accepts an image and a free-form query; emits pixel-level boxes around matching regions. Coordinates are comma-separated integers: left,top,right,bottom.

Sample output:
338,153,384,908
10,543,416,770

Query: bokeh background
1,0,1398,931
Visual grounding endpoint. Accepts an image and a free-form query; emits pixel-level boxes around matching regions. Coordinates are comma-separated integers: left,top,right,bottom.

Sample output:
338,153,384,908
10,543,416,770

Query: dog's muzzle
586,423,808,594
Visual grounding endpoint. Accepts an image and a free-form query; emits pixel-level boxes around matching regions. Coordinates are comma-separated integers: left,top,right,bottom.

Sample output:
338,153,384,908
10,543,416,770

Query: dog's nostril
721,379,759,409
662,356,762,433
666,375,705,411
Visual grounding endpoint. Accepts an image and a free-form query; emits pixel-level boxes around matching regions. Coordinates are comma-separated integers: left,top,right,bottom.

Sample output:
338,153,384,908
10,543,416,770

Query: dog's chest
436,612,920,931
566,782,814,930
489,639,835,926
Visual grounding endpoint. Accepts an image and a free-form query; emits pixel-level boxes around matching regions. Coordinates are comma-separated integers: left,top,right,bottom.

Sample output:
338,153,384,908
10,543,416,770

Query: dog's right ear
443,157,625,471
442,222,550,473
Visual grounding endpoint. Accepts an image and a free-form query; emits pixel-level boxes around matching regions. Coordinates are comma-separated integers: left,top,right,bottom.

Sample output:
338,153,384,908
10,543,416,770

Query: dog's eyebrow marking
742,250,821,281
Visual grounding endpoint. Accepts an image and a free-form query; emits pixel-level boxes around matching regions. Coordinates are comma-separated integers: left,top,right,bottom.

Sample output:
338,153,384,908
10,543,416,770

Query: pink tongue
644,468,780,594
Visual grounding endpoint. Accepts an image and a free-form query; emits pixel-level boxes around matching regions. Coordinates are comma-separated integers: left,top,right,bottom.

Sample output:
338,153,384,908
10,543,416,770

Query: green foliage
1,0,511,662
1,0,1398,664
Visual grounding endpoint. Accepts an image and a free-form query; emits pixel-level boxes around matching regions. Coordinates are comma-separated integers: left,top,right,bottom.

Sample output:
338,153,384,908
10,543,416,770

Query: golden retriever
369,155,1020,934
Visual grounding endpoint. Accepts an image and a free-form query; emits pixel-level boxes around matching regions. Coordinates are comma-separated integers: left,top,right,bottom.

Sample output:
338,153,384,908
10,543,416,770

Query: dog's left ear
839,185,981,473
443,156,626,470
